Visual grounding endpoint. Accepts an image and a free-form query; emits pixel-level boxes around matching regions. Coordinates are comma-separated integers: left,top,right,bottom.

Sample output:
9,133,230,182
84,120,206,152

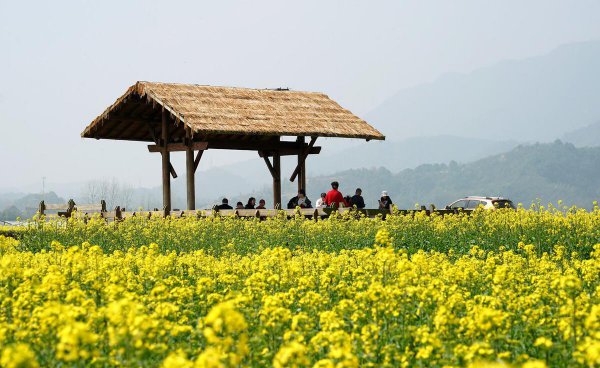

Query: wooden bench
36,201,472,222
38,200,107,218
205,208,326,220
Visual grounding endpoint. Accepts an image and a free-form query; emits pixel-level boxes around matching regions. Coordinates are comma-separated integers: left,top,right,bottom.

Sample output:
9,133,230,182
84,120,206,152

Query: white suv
446,196,516,210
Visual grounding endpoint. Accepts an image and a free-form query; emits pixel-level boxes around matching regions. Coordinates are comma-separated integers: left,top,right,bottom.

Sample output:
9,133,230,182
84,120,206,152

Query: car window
492,200,516,209
466,200,485,209
450,200,467,209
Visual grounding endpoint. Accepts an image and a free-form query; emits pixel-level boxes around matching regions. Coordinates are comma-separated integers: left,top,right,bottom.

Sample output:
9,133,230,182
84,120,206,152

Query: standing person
216,198,233,210
351,188,365,209
256,199,266,209
378,191,393,210
245,197,256,209
287,189,312,209
315,193,327,208
325,181,346,207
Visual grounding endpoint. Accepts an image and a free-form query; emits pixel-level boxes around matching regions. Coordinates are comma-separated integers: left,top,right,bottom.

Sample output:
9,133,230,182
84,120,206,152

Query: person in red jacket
325,181,347,207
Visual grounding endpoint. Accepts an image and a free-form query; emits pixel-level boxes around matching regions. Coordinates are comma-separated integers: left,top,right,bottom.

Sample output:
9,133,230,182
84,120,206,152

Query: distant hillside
311,135,519,174
0,191,65,220
239,141,600,209
0,193,25,212
367,40,600,141
193,135,519,198
563,121,600,147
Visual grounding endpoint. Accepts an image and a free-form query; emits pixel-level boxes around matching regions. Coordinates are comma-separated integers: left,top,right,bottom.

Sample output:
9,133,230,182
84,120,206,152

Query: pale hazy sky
2,0,600,191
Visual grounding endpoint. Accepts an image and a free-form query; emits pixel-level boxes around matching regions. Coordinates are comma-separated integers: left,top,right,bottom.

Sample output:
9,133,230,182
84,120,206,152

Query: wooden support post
297,137,306,192
147,123,178,178
299,158,306,191
66,199,76,217
161,108,171,212
259,148,282,209
185,128,195,210
273,152,281,209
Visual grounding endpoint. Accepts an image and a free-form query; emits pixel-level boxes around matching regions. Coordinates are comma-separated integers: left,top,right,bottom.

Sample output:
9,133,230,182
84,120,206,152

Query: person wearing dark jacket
287,189,312,209
350,188,365,209
378,191,393,210
216,198,233,210
244,197,256,209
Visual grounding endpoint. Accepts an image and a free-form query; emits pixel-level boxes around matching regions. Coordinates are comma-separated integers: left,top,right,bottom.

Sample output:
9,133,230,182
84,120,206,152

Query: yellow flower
521,360,547,368
0,344,39,368
161,350,193,368
273,341,309,368
533,337,553,349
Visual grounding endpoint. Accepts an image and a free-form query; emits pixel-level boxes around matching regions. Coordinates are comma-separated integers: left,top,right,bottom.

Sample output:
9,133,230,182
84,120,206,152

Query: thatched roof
81,82,384,142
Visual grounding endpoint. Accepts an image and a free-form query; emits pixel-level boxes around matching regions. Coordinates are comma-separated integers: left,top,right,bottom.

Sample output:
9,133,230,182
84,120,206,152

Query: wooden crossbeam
194,150,204,173
258,146,321,157
148,142,209,153
148,141,321,157
168,164,177,178
206,140,314,151
261,154,277,178
290,136,317,182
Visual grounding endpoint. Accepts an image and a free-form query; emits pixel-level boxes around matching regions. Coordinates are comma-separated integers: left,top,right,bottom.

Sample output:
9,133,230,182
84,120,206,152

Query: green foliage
16,205,600,259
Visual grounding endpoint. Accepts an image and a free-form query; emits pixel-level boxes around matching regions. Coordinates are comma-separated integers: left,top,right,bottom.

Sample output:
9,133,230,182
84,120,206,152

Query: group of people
214,181,393,210
313,181,393,209
214,197,267,210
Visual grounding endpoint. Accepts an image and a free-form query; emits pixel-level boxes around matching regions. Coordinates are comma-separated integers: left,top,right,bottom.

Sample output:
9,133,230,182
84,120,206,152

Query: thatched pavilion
81,82,384,211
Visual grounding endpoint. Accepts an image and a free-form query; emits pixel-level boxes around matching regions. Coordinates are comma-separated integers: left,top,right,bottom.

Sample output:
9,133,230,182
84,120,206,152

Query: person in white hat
378,191,393,210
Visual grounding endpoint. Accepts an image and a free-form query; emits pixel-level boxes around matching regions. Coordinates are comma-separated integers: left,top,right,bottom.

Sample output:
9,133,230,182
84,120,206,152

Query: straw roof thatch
81,82,384,142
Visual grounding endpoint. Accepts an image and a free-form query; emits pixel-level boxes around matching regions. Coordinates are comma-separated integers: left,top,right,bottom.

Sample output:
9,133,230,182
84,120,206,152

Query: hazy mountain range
563,121,600,147
367,40,600,141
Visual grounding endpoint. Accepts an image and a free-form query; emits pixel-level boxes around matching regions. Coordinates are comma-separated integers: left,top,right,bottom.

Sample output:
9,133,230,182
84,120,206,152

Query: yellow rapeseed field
0,206,599,367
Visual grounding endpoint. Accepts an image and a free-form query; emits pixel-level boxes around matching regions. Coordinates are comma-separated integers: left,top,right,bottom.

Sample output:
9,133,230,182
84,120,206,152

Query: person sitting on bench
378,191,393,210
216,198,233,210
325,181,347,207
316,192,327,208
287,189,312,209
245,197,256,209
350,188,366,209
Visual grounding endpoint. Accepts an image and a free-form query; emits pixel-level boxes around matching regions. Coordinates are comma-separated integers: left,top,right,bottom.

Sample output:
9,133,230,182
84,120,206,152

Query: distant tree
0,205,22,221
82,179,134,209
